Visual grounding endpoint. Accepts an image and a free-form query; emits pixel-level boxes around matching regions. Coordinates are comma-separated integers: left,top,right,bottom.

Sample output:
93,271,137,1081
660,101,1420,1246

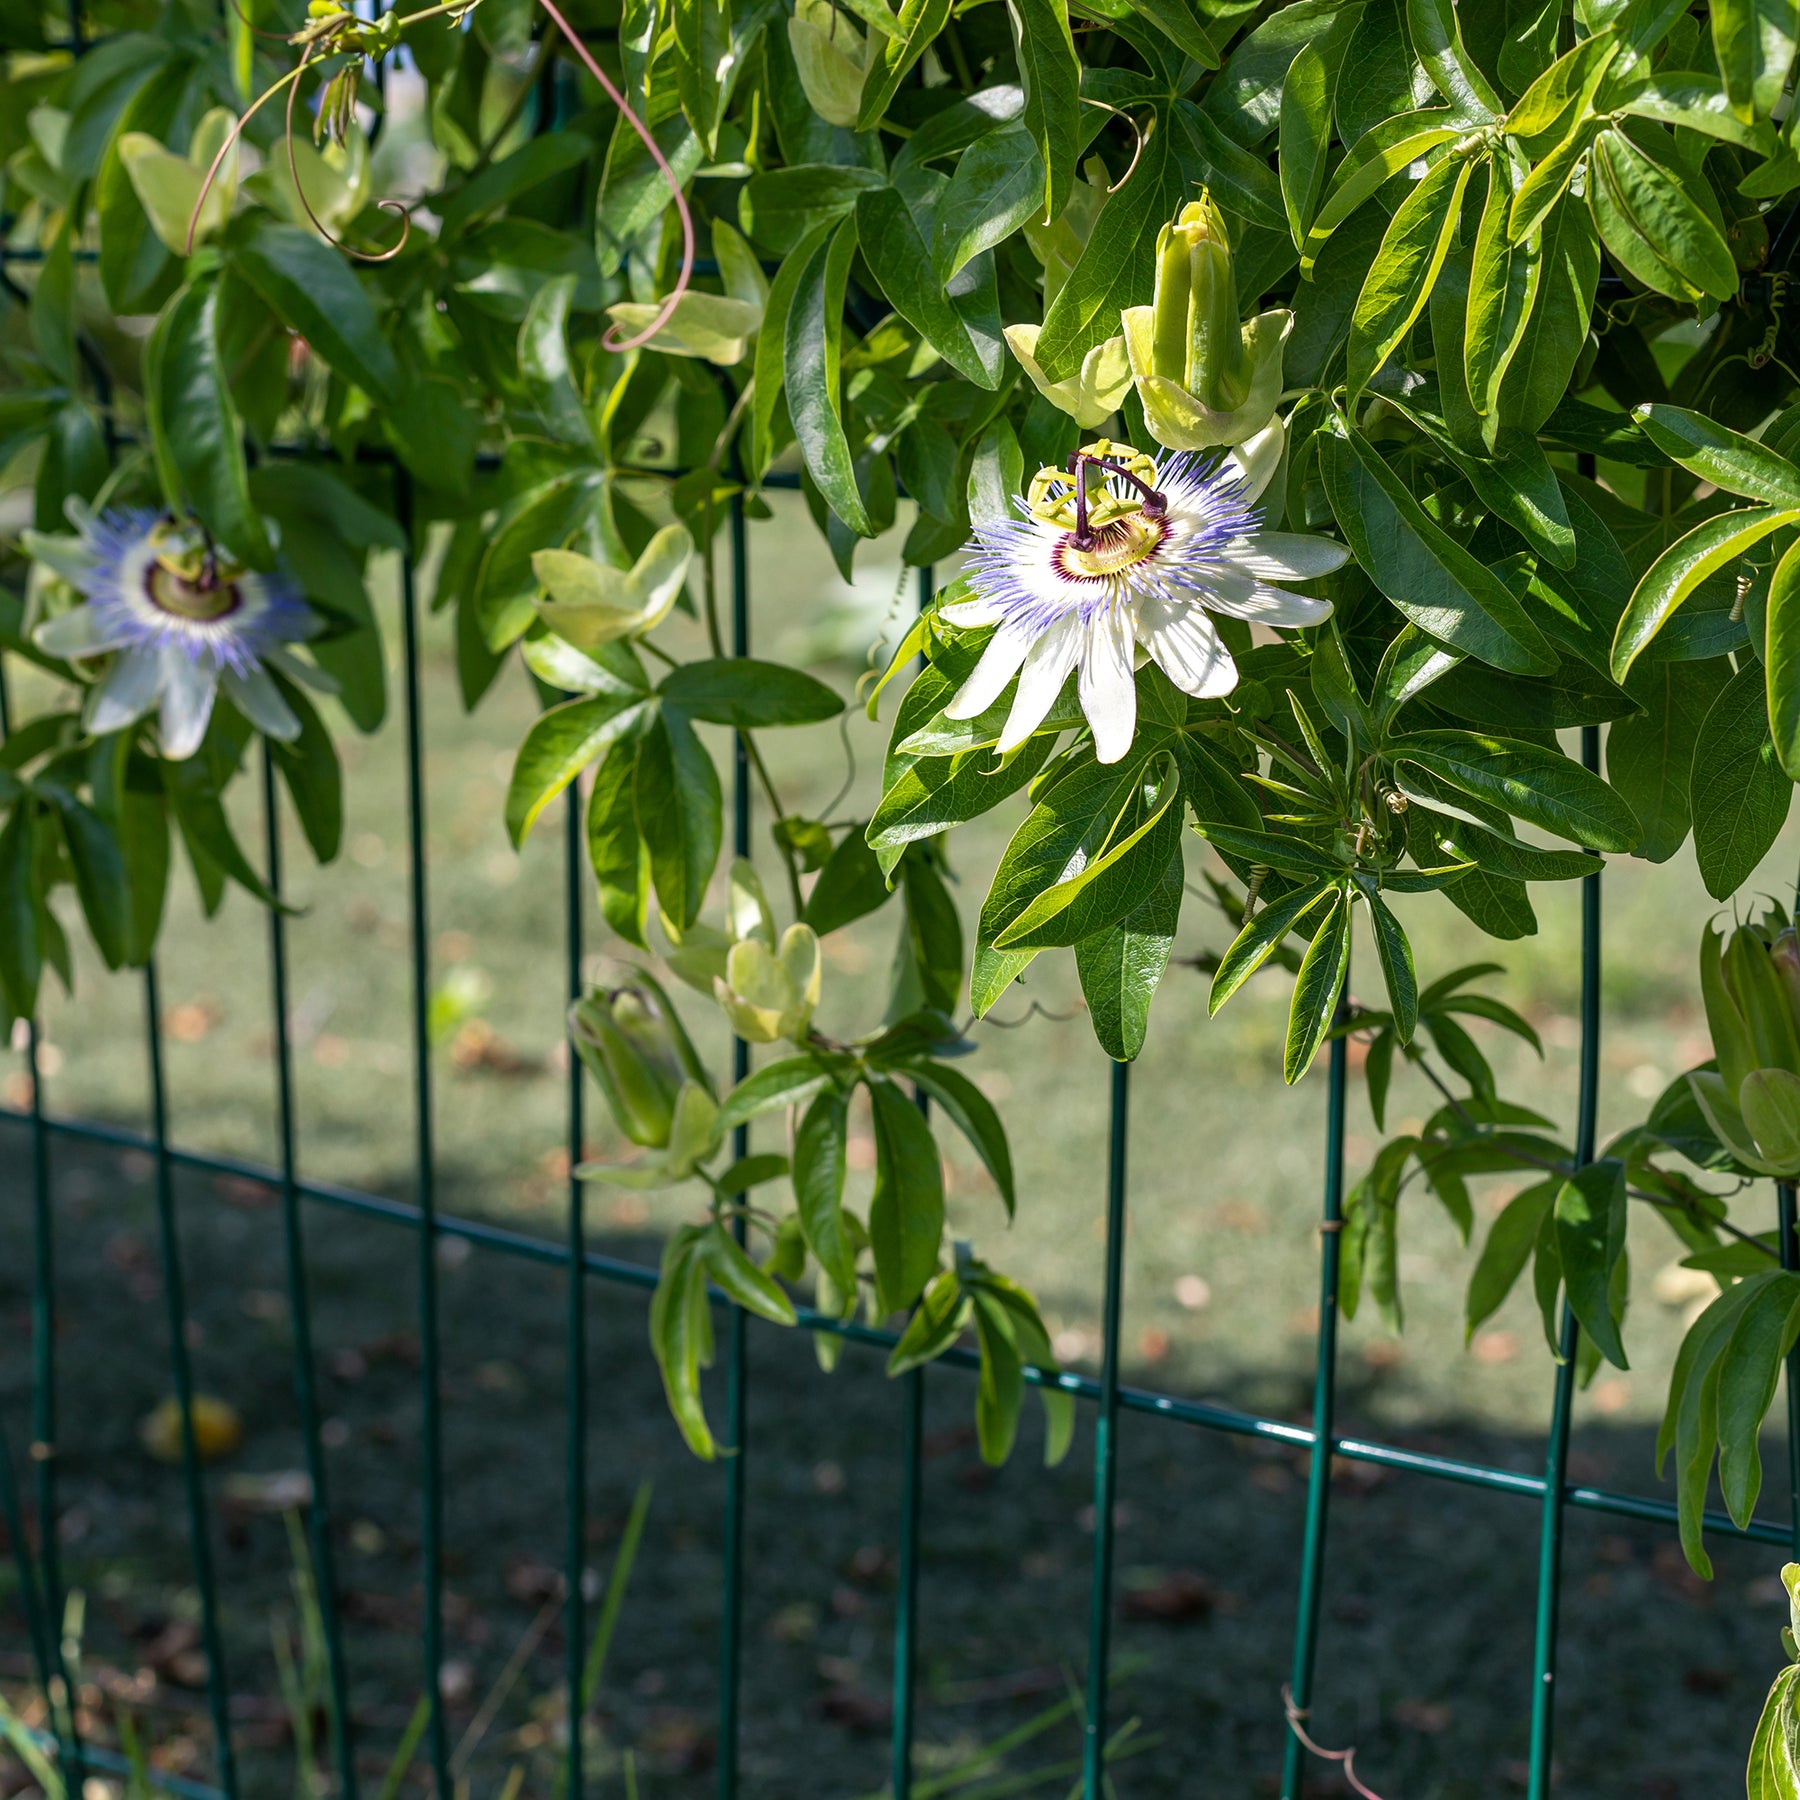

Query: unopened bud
1151,195,1250,415
569,979,708,1148
714,924,823,1045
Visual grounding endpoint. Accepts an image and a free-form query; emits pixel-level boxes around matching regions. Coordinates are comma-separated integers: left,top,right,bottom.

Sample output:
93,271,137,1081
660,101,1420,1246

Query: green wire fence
4,26,1800,1800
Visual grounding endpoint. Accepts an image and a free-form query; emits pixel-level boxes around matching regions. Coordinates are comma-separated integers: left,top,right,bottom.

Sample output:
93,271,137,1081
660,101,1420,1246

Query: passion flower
32,510,320,759
939,427,1349,763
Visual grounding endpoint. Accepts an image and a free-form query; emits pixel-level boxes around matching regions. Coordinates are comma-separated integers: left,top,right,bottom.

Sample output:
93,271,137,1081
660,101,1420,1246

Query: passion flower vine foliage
16,0,1800,1774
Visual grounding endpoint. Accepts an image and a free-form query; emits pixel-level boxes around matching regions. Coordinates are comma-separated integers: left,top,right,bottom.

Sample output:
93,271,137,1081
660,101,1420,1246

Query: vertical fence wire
717,492,752,1798
1279,978,1351,1800
890,560,937,1799
0,665,80,1776
564,779,589,1797
1783,1190,1800,1560
0,1412,54,1718
1526,722,1604,1799
142,958,240,1798
1081,1058,1131,1795
396,474,452,1795
260,749,359,1798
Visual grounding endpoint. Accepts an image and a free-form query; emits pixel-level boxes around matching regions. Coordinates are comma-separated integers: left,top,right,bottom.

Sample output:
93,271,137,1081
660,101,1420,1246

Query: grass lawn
3,494,1796,1797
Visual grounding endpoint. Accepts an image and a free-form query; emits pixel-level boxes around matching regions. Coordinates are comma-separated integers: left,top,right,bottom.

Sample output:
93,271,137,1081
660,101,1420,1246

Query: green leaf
1034,119,1173,383
1712,0,1797,126
803,826,894,936
1498,198,1599,436
1769,536,1800,782
886,1270,971,1376
53,794,127,971
144,277,273,570
650,1228,716,1458
867,1074,945,1314
870,666,1059,867
1604,661,1729,862
994,755,1183,950
1465,158,1541,419
1694,659,1794,899
1587,126,1738,305
702,1221,799,1325
1406,0,1500,119
588,741,649,947
970,1289,1026,1464
229,215,398,404
855,186,1002,387
672,0,731,154
1301,109,1469,271
267,677,343,866
1279,41,1333,252
1346,147,1474,398
1010,0,1081,223
518,273,597,449
659,658,844,727
1074,844,1183,1062
1318,429,1556,675
1284,886,1351,1084
1716,1272,1800,1526
506,694,646,847
857,0,952,130
934,124,1046,282
905,1061,1016,1215
1554,1158,1628,1369
740,165,886,255
1632,404,1800,507
716,1056,836,1135
1465,1180,1557,1338
1611,507,1800,683
0,807,40,1020
1360,884,1416,1042
635,706,722,930
1394,729,1640,851
1210,881,1333,1014
786,217,872,535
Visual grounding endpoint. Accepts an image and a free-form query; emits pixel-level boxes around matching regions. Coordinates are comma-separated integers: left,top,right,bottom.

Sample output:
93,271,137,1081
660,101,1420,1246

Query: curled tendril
1281,1686,1389,1800
1078,96,1150,194
532,0,694,352
189,0,694,340
283,43,411,264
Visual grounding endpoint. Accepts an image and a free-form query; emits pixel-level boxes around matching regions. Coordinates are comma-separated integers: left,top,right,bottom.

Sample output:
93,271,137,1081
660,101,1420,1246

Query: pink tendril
1282,1685,1389,1800
533,0,694,354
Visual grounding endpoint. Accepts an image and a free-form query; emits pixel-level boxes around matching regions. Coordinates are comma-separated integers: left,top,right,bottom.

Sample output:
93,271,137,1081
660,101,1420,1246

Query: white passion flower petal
1079,601,1137,764
222,666,301,742
998,611,1084,752
1136,593,1236,699
86,646,165,735
158,647,218,760
946,623,1034,721
1221,420,1285,504
1223,532,1351,582
1200,569,1333,626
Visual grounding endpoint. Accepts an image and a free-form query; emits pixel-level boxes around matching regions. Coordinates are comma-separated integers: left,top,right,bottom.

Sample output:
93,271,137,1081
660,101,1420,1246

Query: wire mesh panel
4,18,1800,1800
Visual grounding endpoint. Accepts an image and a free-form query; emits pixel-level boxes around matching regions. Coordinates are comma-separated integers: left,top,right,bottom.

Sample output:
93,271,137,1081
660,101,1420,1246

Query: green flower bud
569,976,710,1148
1150,196,1250,413
714,924,823,1044
1691,916,1800,1175
1724,922,1800,1078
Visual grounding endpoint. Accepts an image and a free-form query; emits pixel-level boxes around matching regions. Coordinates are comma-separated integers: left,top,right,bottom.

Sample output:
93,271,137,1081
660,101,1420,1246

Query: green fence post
891,561,936,1800
143,959,240,1798
0,1416,55,1728
1526,723,1603,1798
261,749,359,1798
1280,980,1350,1800
718,490,752,1799
1781,1185,1800,1558
1082,1059,1131,1795
396,480,452,1796
565,780,590,1797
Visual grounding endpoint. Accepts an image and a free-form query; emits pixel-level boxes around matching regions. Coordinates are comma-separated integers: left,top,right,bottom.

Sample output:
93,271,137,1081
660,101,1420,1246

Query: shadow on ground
0,1125,1786,1800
